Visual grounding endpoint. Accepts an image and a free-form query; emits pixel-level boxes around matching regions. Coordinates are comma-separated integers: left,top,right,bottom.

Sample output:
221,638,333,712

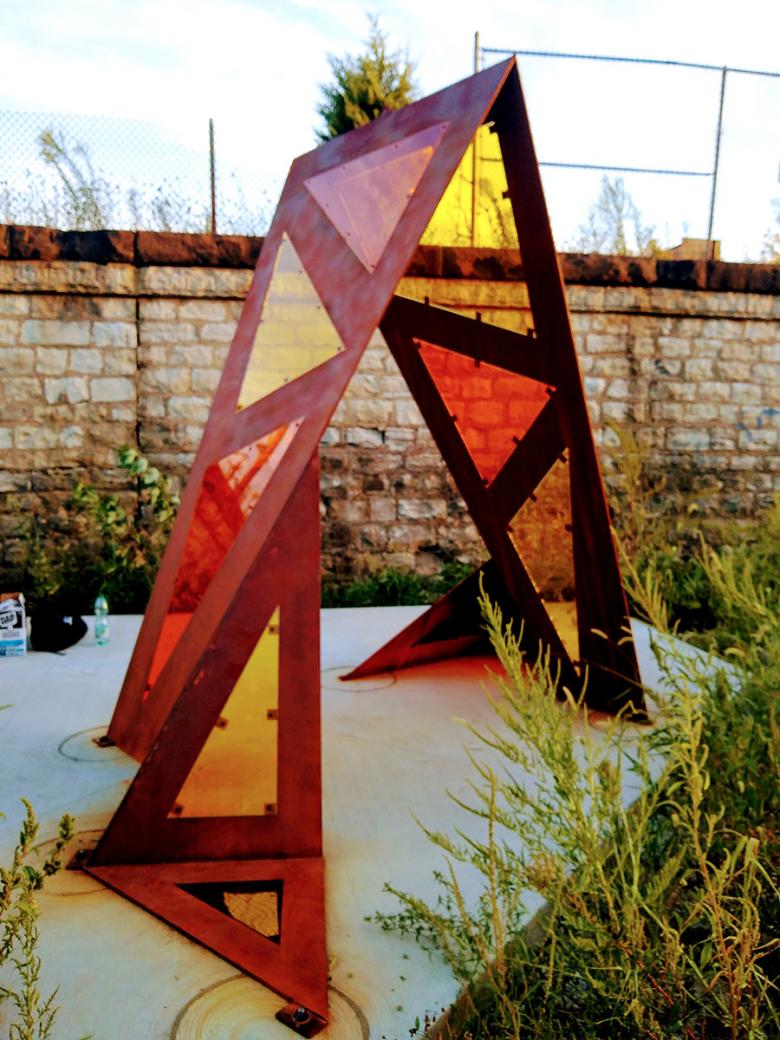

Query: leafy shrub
321,561,473,608
7,446,179,614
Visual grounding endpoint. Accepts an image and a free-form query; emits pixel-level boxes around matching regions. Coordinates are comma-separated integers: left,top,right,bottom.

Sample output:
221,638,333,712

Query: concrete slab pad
0,608,673,1040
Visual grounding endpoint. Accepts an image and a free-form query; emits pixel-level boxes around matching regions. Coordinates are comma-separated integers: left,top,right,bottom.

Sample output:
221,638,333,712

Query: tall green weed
376,546,779,1038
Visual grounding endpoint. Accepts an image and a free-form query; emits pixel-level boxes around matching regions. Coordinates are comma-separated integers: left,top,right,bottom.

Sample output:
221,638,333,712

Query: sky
1,0,779,258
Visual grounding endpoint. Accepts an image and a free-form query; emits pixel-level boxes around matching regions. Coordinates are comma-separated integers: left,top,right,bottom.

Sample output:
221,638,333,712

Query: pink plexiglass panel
304,123,449,272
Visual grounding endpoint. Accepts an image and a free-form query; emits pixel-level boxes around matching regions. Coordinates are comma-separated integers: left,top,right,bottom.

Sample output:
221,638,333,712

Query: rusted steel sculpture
86,58,642,1034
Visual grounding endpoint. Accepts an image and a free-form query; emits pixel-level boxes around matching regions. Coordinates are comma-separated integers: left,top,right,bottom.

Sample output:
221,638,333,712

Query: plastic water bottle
94,594,110,646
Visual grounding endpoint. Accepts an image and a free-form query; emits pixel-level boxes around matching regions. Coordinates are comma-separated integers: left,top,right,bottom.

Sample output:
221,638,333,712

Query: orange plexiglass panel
417,340,553,484
170,608,280,818
304,123,448,272
146,424,299,691
508,457,579,660
237,234,345,411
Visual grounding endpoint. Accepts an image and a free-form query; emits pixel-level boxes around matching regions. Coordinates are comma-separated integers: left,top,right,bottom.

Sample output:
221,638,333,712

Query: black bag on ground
31,605,87,652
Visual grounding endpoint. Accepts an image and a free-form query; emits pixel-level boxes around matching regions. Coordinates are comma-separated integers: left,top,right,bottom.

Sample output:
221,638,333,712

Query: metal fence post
471,31,481,247
707,67,727,260
209,117,217,235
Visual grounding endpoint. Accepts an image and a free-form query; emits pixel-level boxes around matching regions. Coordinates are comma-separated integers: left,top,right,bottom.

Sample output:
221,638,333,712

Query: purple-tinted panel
304,123,449,272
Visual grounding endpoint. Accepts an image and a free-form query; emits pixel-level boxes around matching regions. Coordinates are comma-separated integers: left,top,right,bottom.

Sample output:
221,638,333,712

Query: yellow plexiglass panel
237,234,345,410
420,124,519,250
171,608,280,818
401,125,534,335
508,458,579,660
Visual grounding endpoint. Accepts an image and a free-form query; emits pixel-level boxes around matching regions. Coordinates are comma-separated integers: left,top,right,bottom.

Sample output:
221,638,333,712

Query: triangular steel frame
90,58,642,1035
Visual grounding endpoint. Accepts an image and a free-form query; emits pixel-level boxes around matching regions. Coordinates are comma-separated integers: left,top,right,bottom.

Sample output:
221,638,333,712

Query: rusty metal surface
84,857,328,1024
91,57,641,1031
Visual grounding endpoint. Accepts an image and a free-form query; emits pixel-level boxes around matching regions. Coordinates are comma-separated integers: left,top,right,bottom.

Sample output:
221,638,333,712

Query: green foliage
375,566,779,1038
1,127,270,235
606,422,780,652
1,802,75,1039
760,200,780,262
316,14,419,141
321,562,472,608
37,129,115,231
8,446,179,613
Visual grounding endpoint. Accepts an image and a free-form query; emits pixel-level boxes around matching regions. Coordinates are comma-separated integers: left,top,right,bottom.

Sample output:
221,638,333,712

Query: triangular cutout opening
237,234,345,411
168,608,280,818
85,859,328,1023
178,880,283,943
147,427,298,692
417,339,554,485
508,456,579,660
305,122,448,272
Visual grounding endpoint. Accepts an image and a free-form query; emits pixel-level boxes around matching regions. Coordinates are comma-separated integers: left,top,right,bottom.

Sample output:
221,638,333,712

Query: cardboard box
0,592,27,656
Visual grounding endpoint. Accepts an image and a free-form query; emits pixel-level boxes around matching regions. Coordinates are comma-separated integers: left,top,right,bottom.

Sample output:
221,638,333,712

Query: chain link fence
476,41,780,262
2,47,778,260
0,109,274,235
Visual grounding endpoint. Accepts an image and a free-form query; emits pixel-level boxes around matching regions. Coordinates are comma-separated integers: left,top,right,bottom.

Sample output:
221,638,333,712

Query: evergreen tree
316,15,419,141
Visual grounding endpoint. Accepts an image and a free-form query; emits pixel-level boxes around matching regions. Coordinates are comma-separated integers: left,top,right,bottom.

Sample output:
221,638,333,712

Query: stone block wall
0,226,778,580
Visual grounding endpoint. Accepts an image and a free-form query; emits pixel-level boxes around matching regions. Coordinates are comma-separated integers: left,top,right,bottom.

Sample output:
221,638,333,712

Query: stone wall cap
0,225,777,293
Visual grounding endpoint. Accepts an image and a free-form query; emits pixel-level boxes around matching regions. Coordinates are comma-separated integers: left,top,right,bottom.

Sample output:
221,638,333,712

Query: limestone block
14,425,59,450
179,300,227,321
21,319,90,346
590,356,632,377
606,379,631,399
602,401,630,422
167,396,210,421
59,425,84,448
140,299,178,320
93,322,137,348
44,377,89,404
6,377,42,402
738,428,777,451
688,403,719,422
91,377,135,402
66,348,102,375
715,360,751,381
36,348,69,375
586,333,624,354
699,381,732,403
657,336,691,357
0,296,29,316
199,322,236,343
191,368,221,392
0,319,21,346
667,428,709,451
344,428,383,448
369,498,396,522
140,368,191,394
731,383,762,405
140,322,196,344
691,338,722,358
684,358,714,380
105,350,137,375
398,498,447,520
